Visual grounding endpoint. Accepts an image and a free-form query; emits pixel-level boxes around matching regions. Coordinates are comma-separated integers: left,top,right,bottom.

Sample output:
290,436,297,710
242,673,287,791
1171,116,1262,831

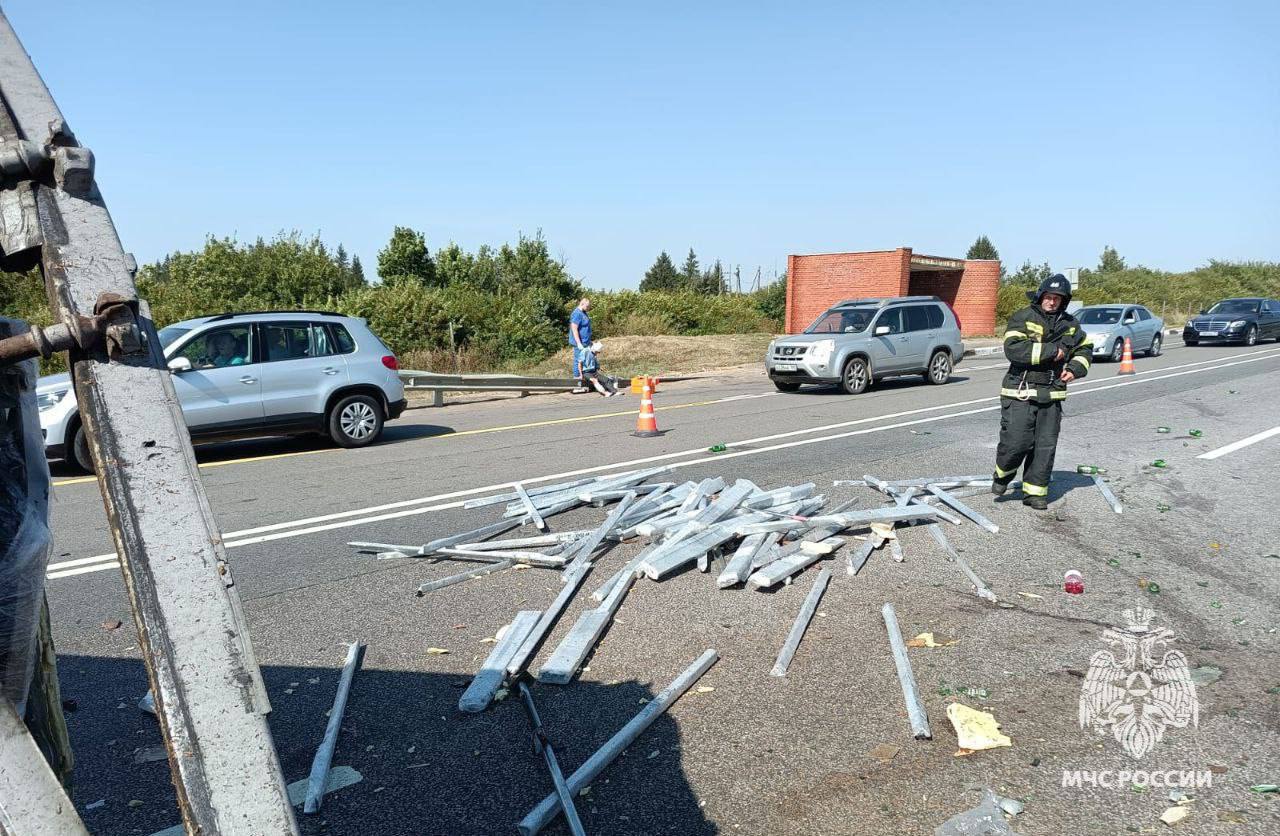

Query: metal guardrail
400,370,581,407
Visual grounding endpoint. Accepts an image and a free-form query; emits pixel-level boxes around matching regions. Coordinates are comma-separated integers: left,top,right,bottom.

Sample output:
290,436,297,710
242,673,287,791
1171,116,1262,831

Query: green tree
752,273,787,323
640,251,681,291
350,255,365,284
680,248,701,290
377,226,437,286
1005,259,1052,287
696,259,726,295
966,235,1000,261
1097,245,1126,273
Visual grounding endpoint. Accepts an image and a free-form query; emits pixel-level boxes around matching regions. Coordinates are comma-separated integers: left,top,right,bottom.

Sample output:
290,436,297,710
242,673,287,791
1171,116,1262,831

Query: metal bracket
0,292,139,367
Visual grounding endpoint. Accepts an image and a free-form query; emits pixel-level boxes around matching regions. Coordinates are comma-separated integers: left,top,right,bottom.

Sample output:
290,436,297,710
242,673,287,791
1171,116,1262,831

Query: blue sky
6,1,1277,288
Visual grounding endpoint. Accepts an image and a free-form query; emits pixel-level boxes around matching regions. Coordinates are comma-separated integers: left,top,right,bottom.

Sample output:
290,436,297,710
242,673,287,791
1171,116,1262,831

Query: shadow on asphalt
56,654,716,836
47,424,458,477
992,469,1095,504
778,375,972,397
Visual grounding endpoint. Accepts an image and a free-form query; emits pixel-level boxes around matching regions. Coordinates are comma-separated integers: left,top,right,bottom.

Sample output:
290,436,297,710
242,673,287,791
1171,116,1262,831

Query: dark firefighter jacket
1001,305,1093,403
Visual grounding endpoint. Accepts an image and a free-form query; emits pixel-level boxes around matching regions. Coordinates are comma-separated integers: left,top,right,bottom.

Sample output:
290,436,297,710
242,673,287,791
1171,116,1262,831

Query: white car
1076,304,1165,362
39,310,406,472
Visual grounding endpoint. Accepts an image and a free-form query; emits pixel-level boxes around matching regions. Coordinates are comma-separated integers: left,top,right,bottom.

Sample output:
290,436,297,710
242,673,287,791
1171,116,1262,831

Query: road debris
883,602,932,740
770,568,831,677
518,649,719,835
1160,805,1190,825
947,703,1011,753
460,611,540,712
934,789,1022,836
1091,475,1124,514
518,682,587,836
907,632,958,648
304,641,364,814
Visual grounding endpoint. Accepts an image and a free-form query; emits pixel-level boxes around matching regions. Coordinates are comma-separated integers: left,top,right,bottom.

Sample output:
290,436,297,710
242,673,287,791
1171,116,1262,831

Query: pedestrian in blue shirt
568,298,593,391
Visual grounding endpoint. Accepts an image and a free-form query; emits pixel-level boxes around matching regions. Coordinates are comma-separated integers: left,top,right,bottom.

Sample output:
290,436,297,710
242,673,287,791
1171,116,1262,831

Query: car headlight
1229,320,1248,329
810,339,835,364
37,389,69,412
1093,331,1110,343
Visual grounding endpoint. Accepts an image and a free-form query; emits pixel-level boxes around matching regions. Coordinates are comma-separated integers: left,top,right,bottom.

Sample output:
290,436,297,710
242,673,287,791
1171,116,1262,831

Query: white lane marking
1196,426,1280,460
49,347,1280,579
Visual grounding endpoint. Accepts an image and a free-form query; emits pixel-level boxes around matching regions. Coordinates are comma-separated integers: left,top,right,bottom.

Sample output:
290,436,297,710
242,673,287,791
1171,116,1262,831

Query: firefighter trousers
993,398,1062,498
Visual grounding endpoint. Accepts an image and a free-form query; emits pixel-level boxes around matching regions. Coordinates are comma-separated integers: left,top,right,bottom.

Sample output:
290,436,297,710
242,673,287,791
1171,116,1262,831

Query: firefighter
992,274,1093,510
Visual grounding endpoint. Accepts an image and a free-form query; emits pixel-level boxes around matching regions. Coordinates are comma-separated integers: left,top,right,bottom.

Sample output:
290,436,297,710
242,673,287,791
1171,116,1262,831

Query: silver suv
766,296,965,394
38,310,407,472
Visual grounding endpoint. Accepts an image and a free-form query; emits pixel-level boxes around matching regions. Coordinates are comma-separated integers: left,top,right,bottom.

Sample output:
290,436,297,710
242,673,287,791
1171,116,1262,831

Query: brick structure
785,247,1000,337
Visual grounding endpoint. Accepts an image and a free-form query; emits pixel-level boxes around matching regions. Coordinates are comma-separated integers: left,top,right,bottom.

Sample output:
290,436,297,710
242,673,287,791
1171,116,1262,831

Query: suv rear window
903,305,932,332
927,305,944,329
330,323,357,354
263,323,312,362
1136,308,1151,321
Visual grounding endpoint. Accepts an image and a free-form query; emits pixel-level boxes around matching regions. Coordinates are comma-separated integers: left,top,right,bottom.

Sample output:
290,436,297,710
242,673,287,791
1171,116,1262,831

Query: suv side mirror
167,356,193,373
874,325,890,336
1199,309,1207,315
1123,316,1135,324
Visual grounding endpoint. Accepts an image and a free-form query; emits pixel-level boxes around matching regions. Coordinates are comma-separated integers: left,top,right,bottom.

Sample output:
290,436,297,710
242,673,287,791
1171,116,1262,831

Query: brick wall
786,248,1001,337
785,249,911,333
956,260,1001,336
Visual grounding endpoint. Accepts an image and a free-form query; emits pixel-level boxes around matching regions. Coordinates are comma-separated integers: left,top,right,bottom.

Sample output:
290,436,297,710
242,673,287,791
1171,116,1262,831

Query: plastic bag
0,320,53,714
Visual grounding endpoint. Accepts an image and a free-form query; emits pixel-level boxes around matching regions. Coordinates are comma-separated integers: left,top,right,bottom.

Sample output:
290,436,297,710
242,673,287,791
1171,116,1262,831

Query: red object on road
1064,569,1084,594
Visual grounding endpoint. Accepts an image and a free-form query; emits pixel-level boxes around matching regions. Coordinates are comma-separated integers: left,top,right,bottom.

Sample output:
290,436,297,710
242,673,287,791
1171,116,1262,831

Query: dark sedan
1183,298,1280,346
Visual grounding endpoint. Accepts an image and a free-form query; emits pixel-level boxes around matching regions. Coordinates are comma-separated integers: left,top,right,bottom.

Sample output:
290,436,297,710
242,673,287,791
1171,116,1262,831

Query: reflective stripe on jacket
1001,305,1092,403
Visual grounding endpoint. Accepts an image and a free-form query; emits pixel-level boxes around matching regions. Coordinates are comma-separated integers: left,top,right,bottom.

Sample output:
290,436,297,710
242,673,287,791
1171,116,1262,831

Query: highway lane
40,339,1280,836
42,340,1280,582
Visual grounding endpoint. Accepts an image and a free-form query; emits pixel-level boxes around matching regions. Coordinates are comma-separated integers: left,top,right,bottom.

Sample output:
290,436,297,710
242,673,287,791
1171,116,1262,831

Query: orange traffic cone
633,379,661,437
1117,337,1136,376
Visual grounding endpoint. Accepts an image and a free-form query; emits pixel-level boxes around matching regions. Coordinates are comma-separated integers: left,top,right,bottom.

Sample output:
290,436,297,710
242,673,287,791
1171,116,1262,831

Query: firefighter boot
1022,495,1048,511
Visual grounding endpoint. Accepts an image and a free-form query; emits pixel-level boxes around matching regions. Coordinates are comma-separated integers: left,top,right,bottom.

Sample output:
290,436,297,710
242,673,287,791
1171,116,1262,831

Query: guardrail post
433,389,445,407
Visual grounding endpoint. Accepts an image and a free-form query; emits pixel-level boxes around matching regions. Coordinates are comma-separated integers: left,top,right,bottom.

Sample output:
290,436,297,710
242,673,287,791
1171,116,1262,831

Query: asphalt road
40,339,1280,835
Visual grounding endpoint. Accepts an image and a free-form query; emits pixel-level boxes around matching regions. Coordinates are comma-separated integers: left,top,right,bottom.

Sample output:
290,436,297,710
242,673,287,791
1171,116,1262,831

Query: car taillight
381,355,399,370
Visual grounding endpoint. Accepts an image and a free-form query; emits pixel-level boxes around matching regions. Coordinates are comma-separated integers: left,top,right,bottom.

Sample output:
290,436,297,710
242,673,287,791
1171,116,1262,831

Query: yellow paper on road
946,703,1011,751
906,632,958,648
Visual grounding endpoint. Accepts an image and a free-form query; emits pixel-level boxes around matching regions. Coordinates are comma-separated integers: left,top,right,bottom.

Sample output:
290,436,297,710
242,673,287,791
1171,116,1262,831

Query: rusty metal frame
0,12,297,835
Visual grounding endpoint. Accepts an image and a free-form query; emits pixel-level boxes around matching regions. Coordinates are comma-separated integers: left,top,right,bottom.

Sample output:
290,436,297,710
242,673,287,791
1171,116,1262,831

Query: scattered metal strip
749,536,844,589
514,482,547,532
463,477,598,510
416,560,514,595
303,642,364,814
420,518,525,555
771,568,832,677
845,536,885,576
925,525,997,603
537,566,636,685
717,532,766,588
517,649,720,836
458,611,540,713
1092,475,1123,514
561,492,637,584
924,485,999,533
882,602,932,740
517,683,587,836
437,548,565,568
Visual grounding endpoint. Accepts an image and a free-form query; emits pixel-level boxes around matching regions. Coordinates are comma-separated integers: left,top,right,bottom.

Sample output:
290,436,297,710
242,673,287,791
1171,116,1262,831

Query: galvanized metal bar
641,514,769,580
925,525,997,603
518,649,720,836
437,548,565,568
770,568,831,677
1092,475,1123,514
845,536,885,576
0,14,298,833
505,559,595,681
744,482,816,509
416,560,513,595
456,532,590,550
866,476,963,526
421,518,525,554
842,474,991,488
517,683,588,836
580,482,671,505
303,642,364,813
924,485,999,534
588,542,658,603
881,602,932,740
748,536,844,589
561,492,636,584
717,532,766,588
459,611,540,712
514,482,547,532
539,554,641,685
463,478,597,510
687,479,754,527
0,697,91,835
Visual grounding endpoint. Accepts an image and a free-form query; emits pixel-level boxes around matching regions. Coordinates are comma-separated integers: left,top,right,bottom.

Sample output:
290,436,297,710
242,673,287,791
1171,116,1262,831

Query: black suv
1183,298,1280,346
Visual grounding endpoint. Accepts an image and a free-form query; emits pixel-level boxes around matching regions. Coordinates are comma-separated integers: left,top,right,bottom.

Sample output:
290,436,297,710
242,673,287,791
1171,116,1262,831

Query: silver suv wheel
329,394,384,447
926,351,952,385
341,401,377,439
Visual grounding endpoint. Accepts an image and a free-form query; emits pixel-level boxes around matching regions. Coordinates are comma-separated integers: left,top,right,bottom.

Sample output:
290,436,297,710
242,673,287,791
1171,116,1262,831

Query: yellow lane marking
49,392,769,487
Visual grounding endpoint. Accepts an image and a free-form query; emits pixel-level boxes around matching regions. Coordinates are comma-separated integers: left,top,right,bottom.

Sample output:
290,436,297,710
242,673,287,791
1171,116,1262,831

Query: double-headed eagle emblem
1078,607,1199,759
